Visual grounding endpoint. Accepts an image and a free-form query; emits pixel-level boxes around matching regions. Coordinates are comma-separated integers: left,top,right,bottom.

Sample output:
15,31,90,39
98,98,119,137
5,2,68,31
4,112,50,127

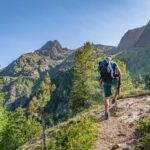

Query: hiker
99,56,122,120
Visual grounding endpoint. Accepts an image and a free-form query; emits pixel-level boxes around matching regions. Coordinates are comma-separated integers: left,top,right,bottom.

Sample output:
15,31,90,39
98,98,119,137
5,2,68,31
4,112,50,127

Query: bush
145,72,150,89
135,118,150,150
0,108,41,150
136,134,150,150
47,116,99,150
136,118,150,133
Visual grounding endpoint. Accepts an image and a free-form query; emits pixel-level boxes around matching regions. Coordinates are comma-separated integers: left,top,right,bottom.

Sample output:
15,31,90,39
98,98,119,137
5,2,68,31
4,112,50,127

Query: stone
111,144,120,150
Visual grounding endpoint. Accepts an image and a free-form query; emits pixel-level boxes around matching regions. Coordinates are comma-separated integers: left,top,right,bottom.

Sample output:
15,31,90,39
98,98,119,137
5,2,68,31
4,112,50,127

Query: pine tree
69,42,99,113
28,72,55,149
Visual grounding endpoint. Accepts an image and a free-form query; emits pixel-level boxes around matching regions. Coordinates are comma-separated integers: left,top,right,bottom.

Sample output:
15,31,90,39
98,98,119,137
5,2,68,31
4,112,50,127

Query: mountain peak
40,40,62,51
134,21,150,47
36,40,69,59
117,26,145,51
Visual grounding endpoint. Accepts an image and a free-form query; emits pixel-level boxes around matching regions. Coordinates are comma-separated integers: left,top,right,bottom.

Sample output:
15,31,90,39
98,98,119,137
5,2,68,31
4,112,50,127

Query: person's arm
116,65,122,86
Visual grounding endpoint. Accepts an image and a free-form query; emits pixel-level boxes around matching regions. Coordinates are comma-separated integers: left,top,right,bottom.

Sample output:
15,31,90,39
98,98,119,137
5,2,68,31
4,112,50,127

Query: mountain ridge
116,26,145,51
0,40,115,110
134,21,150,47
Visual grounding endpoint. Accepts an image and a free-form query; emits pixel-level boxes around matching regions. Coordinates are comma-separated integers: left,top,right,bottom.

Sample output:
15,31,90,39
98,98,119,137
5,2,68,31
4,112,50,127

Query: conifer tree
28,72,55,150
69,42,99,113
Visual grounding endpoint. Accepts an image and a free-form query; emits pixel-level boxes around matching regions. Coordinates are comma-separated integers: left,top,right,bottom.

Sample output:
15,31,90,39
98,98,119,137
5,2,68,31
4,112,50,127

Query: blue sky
0,0,150,68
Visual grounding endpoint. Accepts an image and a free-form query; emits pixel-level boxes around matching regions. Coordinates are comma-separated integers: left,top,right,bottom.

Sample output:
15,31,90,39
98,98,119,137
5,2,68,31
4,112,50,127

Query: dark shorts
103,78,118,97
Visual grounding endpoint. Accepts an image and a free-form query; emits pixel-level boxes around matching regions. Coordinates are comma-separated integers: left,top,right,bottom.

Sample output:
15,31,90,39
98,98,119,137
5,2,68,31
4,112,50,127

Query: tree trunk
42,117,46,150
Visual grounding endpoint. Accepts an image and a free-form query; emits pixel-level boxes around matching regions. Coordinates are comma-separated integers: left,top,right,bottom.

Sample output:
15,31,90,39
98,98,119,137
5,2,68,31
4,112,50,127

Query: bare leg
112,89,119,104
104,97,110,119
104,97,109,113
113,89,118,99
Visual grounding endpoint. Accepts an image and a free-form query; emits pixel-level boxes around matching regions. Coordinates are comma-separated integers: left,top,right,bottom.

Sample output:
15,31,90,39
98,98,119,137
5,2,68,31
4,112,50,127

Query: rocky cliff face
135,21,150,47
117,21,150,52
117,26,145,51
116,21,150,77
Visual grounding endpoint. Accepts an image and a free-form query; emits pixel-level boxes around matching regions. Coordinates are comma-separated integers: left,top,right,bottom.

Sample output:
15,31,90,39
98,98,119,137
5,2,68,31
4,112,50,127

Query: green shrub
0,108,41,150
137,118,150,133
135,134,150,150
135,118,150,150
145,72,150,90
47,116,99,150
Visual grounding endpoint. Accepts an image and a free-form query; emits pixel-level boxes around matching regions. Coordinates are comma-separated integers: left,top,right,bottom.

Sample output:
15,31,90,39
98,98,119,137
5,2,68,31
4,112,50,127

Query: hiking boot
105,112,110,120
112,98,116,104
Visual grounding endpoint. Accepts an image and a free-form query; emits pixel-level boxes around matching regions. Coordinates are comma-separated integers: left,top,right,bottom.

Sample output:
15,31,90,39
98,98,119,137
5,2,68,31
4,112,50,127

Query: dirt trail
94,95,150,150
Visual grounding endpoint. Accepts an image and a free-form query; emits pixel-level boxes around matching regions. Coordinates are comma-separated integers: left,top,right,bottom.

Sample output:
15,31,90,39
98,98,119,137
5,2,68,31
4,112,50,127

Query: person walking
99,56,122,120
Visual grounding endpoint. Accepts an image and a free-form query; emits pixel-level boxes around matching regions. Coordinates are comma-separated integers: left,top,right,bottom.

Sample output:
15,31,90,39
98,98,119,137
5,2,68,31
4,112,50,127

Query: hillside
116,44,150,77
0,40,73,77
0,41,114,110
0,40,74,110
115,21,150,77
18,91,150,150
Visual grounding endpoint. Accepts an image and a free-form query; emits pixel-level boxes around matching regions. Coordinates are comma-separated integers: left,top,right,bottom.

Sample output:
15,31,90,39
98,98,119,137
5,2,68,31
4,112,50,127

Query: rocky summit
36,40,71,60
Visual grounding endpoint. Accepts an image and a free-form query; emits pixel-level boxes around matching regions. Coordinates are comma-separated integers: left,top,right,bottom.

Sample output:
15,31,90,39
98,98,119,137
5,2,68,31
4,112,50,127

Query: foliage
144,72,150,90
133,74,144,89
69,42,100,113
135,118,150,150
47,116,99,150
136,118,150,133
28,72,55,149
4,76,36,110
112,58,133,94
49,70,74,123
0,77,5,107
0,108,41,150
28,72,52,115
0,108,7,142
1,77,42,150
116,45,150,78
135,134,150,150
